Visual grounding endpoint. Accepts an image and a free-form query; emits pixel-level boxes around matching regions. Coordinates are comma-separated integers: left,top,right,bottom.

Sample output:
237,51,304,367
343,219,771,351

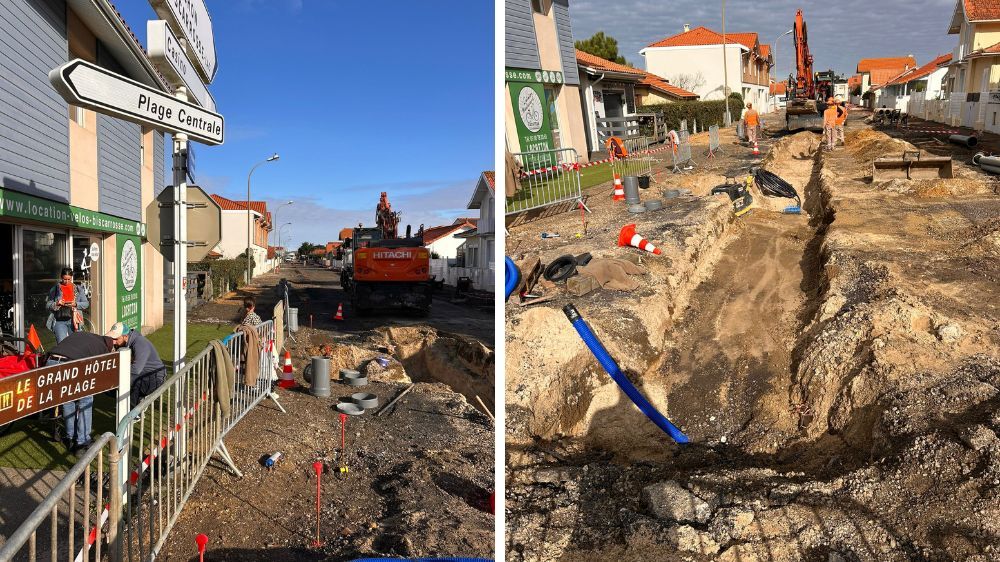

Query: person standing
823,97,839,150
46,331,117,453
46,267,89,343
107,322,167,408
743,102,760,145
241,296,262,327
834,96,848,146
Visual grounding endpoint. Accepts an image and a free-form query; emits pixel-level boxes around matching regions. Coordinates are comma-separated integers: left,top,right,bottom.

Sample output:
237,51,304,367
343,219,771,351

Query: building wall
427,229,471,259
551,0,579,85
642,44,743,101
505,0,540,69
0,0,70,201
97,114,142,221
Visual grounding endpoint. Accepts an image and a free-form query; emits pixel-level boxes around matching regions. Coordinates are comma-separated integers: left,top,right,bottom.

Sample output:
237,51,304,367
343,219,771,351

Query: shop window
544,87,562,149
72,234,102,332
23,230,68,350
0,225,13,337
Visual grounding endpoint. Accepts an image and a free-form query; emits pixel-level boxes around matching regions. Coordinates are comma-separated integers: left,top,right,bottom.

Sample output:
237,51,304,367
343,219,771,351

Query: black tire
543,255,578,282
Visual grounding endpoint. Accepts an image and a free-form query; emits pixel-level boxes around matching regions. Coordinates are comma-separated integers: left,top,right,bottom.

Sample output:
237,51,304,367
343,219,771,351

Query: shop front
0,188,145,350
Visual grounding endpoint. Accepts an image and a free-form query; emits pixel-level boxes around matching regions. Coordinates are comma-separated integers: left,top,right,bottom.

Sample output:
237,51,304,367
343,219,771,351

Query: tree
670,72,706,92
575,32,629,66
297,242,319,256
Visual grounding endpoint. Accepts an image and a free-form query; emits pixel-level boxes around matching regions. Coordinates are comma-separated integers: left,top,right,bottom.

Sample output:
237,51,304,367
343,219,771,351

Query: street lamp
272,200,293,270
773,29,793,111
722,0,731,126
278,221,292,260
246,153,279,284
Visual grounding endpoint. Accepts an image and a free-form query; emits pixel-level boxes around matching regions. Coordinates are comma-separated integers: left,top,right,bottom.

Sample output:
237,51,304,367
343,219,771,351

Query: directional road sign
149,0,217,83
49,59,224,145
147,20,216,113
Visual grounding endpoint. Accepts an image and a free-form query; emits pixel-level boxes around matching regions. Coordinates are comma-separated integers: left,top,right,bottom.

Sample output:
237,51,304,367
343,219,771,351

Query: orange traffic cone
618,223,661,255
333,303,344,321
752,141,760,156
611,173,625,201
278,351,296,389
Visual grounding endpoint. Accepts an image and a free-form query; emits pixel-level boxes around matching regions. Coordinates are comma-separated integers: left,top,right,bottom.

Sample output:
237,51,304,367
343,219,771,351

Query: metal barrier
611,136,654,180
113,319,279,561
506,148,588,216
707,125,723,157
0,432,121,562
671,135,695,173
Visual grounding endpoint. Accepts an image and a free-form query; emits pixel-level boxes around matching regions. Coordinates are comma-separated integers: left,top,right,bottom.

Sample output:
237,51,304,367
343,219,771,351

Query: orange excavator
785,9,830,131
340,192,432,315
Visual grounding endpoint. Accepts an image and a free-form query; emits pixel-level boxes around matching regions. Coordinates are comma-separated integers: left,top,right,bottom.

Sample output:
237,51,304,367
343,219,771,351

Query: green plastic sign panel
0,188,145,237
509,81,554,153
117,235,142,331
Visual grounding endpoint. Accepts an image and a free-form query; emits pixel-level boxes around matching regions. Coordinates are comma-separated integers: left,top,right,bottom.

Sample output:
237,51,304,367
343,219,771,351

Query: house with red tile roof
940,0,1000,127
874,54,953,111
209,194,276,278
855,56,917,107
639,24,773,113
421,221,476,259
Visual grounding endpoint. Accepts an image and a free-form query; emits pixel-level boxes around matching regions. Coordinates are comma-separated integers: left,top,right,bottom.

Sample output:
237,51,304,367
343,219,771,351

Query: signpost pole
172,89,189,373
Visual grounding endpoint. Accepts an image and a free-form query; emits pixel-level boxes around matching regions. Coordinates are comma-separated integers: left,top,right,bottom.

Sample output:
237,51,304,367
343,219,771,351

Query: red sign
0,352,120,425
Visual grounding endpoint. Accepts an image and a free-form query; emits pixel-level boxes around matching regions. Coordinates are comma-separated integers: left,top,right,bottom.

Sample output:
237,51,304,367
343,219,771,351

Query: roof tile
887,54,951,85
576,49,643,76
647,26,746,49
637,70,699,99
857,56,917,73
965,0,1000,21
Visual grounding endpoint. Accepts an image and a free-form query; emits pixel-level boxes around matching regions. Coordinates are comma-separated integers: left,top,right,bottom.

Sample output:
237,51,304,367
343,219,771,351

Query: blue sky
116,0,494,249
569,0,958,81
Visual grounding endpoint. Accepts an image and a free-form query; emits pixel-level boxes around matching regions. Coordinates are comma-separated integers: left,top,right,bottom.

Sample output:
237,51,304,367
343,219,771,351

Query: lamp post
278,222,292,261
272,200,293,270
773,29,793,111
722,0,731,126
246,153,279,285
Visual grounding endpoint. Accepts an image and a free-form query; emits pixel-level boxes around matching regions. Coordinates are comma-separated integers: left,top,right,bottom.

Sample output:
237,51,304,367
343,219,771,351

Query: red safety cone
752,141,760,156
611,173,625,201
333,303,344,321
278,351,296,389
618,223,662,255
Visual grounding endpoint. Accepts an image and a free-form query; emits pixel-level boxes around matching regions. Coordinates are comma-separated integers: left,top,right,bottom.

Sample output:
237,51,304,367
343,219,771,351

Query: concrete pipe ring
627,204,646,214
351,392,379,409
344,373,369,387
340,368,360,381
644,199,663,211
336,402,365,416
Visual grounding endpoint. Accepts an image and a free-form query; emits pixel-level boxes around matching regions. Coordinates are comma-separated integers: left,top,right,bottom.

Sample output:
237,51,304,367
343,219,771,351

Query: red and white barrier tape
74,503,110,562
519,144,676,178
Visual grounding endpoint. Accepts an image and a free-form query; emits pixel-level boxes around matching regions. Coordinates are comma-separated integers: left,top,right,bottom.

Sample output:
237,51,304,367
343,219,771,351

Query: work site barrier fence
611,136,654,180
506,148,586,216
0,433,120,562
0,319,280,562
671,131,695,173
707,125,722,157
595,116,641,144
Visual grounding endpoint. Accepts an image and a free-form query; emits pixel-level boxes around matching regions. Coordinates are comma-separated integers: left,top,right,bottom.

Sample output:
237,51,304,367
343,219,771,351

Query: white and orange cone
333,303,344,321
278,350,296,389
611,173,625,201
752,141,760,156
618,223,661,255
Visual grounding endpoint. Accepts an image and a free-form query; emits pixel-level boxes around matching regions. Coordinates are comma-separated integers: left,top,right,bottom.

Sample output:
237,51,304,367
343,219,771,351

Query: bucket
622,176,641,205
310,356,330,397
288,307,299,332
638,175,651,189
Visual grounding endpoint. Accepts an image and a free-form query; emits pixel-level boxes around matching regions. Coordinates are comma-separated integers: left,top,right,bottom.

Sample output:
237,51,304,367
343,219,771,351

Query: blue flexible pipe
504,256,520,302
563,304,689,444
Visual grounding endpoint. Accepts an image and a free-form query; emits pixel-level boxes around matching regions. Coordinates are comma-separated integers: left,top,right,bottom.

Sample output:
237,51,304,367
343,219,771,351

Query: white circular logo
534,71,542,82
518,87,544,133
121,239,138,292
542,70,550,83
556,72,562,83
89,242,100,262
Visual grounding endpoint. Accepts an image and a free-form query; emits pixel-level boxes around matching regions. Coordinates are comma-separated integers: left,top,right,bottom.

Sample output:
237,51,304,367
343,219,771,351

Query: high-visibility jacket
835,105,848,126
744,109,760,127
823,106,839,127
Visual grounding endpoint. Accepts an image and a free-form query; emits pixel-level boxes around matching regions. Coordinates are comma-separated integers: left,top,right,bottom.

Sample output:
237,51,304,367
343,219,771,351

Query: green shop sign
505,67,565,84
0,188,146,237
116,235,142,331
509,81,554,153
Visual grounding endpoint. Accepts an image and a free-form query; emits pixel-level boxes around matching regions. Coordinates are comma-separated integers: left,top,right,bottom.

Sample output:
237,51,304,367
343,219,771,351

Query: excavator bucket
872,151,953,181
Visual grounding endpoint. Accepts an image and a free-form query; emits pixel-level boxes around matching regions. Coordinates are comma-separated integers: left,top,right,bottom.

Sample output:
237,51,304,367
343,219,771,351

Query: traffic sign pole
173,87,189,373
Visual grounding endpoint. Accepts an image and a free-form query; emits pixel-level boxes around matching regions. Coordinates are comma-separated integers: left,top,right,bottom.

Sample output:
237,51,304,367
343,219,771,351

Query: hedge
191,256,255,297
638,93,745,133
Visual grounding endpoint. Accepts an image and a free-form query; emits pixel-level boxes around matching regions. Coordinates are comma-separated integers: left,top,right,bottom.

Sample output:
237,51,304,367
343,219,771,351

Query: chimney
684,24,690,32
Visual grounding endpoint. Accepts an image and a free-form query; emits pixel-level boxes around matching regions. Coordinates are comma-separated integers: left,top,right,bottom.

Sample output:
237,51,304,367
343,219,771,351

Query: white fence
904,89,1000,134
430,258,495,292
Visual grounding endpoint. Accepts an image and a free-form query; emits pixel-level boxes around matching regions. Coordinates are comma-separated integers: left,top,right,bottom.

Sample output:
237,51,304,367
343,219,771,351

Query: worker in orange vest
823,97,839,150
834,95,848,146
743,102,760,145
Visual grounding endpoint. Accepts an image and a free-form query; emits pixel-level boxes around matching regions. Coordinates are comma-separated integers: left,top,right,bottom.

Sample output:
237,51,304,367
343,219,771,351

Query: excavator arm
785,9,823,131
